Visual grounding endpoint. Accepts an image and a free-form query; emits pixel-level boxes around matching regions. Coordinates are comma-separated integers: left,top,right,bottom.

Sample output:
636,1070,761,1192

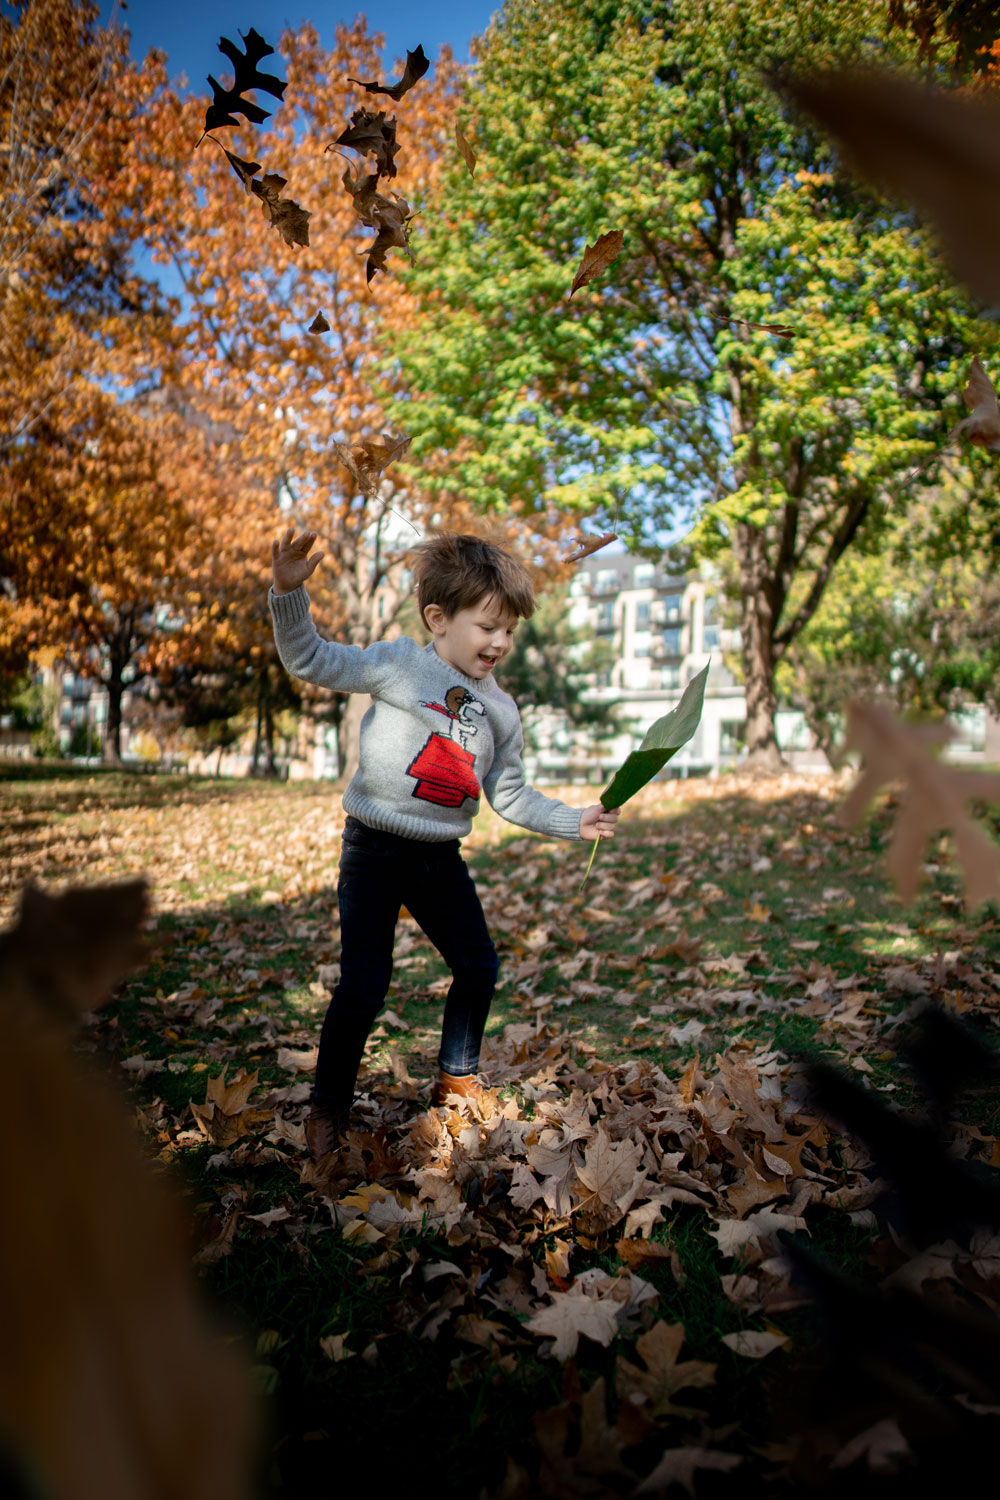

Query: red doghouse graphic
407,686,485,807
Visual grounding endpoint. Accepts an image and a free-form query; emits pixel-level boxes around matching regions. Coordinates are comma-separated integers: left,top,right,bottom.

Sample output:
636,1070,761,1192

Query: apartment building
523,550,824,781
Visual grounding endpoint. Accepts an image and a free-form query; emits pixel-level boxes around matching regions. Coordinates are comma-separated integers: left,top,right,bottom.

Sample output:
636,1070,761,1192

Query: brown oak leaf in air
330,108,400,179
564,531,617,563
772,69,1000,305
455,123,476,177
570,229,625,296
332,432,412,497
348,44,429,102
308,312,330,333
204,27,286,131
250,172,311,247
954,356,1000,451
838,700,1000,910
364,197,414,284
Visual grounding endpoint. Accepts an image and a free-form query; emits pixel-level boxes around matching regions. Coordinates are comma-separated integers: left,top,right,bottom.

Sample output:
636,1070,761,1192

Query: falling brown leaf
331,431,411,497
570,229,624,296
363,196,415,283
0,878,154,1021
204,27,286,132
455,123,476,177
0,878,253,1498
955,355,1000,451
564,531,617,563
221,146,263,192
250,173,311,247
348,44,430,102
308,312,330,334
330,108,400,179
714,311,794,338
839,700,1000,910
773,69,1000,305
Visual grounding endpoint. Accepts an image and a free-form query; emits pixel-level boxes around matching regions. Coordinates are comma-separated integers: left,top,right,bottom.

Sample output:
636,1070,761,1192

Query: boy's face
423,593,519,680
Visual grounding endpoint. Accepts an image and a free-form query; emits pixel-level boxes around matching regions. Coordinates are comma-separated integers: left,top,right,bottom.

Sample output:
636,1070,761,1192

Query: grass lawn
3,761,1000,1496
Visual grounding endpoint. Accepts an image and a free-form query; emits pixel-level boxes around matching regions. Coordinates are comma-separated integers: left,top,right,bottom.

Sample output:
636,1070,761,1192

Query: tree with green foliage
394,0,992,765
781,474,1000,755
498,581,619,752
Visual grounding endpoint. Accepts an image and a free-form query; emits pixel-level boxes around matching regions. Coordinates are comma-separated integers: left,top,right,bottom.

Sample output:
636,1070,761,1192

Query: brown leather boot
430,1070,484,1107
305,1104,349,1161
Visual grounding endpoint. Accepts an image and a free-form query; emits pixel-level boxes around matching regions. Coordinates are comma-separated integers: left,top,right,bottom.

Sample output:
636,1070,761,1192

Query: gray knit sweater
269,584,583,843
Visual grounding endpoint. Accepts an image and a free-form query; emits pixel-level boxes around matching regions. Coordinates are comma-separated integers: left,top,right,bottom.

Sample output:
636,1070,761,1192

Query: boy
268,528,619,1158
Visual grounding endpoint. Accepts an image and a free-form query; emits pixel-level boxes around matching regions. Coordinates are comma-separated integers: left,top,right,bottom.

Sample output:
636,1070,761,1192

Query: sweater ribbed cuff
550,805,585,841
268,584,311,625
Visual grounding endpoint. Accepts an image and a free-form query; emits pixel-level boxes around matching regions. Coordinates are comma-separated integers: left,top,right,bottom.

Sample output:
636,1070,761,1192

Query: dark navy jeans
313,816,501,1112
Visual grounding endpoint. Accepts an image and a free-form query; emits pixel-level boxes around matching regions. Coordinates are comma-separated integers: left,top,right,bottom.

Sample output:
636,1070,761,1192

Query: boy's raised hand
272,528,324,596
579,804,620,841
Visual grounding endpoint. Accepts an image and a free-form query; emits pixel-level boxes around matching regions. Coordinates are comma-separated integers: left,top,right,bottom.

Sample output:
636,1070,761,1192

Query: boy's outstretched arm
272,528,324,596
579,804,620,840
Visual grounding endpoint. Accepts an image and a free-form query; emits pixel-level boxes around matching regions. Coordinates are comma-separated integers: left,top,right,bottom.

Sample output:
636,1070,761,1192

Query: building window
720,721,746,756
593,569,617,595
660,665,681,689
635,600,650,630
661,626,682,655
661,592,683,618
633,640,650,658
595,601,615,634
633,564,654,587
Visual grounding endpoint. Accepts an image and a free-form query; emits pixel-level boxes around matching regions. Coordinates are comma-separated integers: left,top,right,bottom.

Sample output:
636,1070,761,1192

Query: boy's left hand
580,804,620,841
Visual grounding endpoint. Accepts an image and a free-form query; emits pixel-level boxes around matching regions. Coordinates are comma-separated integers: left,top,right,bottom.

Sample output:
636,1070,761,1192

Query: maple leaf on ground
563,530,617,563
204,28,287,132
525,1285,621,1360
250,173,311,247
332,431,411,498
633,1446,742,1496
838,700,1000,909
348,45,430,102
455,123,476,176
330,109,400,179
615,1321,716,1419
955,355,1000,452
190,1065,273,1146
574,1124,646,1218
771,69,1000,305
569,228,625,296
720,1328,788,1358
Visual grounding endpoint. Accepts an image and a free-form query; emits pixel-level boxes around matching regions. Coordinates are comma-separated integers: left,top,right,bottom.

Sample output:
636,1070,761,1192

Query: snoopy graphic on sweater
406,685,485,807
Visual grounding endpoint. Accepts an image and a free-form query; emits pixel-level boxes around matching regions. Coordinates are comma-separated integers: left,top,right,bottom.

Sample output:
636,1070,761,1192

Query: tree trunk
262,684,276,777
337,692,368,786
251,677,264,777
736,523,784,771
103,672,124,765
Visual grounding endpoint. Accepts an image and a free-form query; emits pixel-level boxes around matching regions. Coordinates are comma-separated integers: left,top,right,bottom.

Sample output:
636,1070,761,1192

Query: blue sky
101,0,499,90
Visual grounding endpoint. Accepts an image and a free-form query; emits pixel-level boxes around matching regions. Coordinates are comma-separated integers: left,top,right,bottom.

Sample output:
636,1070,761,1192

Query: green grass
4,764,1000,1495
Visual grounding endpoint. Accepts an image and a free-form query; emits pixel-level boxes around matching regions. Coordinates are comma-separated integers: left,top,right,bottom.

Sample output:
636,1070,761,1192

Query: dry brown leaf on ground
0,880,253,1500
332,431,411,496
348,44,429,102
839,700,1000,909
773,69,1000,304
455,123,476,176
190,1066,274,1146
524,1284,622,1360
633,1446,742,1496
955,355,1000,451
570,229,624,296
614,1321,716,1420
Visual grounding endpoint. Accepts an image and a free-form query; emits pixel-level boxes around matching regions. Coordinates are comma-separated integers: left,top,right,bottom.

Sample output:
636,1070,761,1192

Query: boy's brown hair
409,533,535,629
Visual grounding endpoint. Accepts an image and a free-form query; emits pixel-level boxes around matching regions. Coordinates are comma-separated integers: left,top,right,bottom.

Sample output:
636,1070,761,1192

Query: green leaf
600,662,709,810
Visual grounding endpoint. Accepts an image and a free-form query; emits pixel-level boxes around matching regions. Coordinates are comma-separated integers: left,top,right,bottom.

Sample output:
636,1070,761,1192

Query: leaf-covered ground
3,763,1000,1496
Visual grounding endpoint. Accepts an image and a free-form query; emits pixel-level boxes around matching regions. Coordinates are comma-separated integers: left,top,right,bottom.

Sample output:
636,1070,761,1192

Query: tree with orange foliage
127,18,574,780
